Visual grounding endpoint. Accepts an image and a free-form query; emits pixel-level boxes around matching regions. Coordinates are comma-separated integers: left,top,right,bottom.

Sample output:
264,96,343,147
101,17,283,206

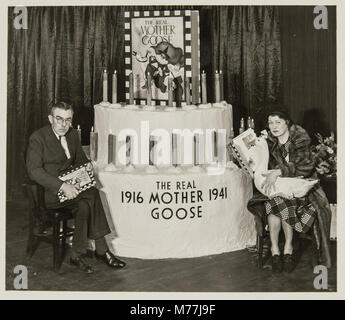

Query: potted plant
311,132,337,203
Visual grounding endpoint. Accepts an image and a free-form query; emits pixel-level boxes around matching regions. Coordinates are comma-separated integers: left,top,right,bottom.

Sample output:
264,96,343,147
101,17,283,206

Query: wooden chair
22,179,74,272
255,213,322,269
254,214,270,268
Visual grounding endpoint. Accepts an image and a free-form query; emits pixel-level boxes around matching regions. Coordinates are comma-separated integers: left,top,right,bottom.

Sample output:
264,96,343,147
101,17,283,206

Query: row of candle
81,120,236,157
201,70,224,104
88,130,226,166
239,117,255,134
102,69,225,106
102,70,118,104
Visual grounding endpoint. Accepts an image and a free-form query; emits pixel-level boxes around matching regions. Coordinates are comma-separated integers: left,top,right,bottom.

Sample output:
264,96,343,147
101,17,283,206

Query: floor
5,197,337,292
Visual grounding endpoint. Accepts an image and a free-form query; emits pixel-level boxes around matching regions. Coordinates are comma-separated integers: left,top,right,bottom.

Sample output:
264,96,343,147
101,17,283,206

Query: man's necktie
60,135,71,159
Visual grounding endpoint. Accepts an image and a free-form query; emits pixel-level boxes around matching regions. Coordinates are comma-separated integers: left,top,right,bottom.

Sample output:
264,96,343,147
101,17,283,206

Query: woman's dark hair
266,103,293,128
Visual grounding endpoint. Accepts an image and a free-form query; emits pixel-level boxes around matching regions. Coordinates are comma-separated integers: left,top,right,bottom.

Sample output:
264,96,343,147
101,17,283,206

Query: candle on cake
194,133,203,165
239,118,245,134
247,116,251,129
126,136,132,165
217,130,227,166
172,133,181,166
229,128,235,161
112,70,117,104
215,70,220,103
77,125,82,142
108,132,116,164
201,70,207,104
149,135,156,165
213,130,218,160
168,75,173,108
90,126,98,161
129,72,134,105
103,69,108,103
219,70,224,101
185,77,191,105
230,127,235,139
147,72,152,106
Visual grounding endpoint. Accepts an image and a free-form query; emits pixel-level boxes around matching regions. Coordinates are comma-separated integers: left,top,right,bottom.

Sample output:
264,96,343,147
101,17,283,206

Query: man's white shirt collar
52,126,61,140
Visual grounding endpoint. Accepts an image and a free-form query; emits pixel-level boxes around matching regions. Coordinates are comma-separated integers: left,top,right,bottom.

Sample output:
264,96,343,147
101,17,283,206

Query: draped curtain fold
206,6,282,132
7,6,282,199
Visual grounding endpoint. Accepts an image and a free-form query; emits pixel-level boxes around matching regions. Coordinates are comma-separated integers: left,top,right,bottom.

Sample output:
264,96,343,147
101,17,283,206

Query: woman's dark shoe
283,254,295,273
70,256,94,274
271,254,283,273
95,251,126,269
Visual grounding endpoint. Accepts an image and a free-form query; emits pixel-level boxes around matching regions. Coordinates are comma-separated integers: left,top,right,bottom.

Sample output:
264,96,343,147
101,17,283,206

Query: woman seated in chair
247,105,332,273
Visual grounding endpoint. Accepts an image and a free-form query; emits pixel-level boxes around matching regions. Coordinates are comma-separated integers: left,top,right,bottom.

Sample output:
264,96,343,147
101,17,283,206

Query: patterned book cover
231,129,256,178
57,162,96,202
124,10,200,106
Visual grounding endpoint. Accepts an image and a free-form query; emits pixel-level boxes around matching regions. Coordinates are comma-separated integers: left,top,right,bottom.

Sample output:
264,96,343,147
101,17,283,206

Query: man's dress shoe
70,256,94,274
95,250,126,268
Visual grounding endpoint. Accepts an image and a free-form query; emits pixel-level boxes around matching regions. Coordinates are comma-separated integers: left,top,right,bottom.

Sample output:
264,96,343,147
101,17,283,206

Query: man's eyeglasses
52,115,72,125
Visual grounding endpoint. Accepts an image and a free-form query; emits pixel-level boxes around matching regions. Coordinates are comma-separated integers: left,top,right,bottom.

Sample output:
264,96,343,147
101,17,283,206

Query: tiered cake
90,9,255,259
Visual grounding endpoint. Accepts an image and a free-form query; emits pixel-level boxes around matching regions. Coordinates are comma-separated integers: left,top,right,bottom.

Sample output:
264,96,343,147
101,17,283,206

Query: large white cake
92,102,256,259
90,9,255,259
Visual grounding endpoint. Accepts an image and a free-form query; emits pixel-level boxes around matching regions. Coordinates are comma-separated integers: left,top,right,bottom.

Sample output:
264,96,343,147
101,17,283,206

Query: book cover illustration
57,163,96,202
231,129,257,177
124,10,200,106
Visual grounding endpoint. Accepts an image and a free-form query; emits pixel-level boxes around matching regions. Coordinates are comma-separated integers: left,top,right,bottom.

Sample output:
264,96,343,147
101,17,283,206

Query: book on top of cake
124,10,200,107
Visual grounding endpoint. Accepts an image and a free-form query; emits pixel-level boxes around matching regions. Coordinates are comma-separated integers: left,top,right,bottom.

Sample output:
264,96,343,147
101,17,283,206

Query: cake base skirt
97,168,255,259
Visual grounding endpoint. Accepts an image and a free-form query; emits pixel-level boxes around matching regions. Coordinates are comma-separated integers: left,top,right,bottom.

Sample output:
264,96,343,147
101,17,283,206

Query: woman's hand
86,162,93,172
268,191,293,200
248,157,255,169
261,169,282,195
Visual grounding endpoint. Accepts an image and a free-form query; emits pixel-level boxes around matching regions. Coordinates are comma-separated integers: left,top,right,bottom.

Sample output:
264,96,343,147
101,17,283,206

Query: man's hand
261,169,281,195
268,191,294,200
60,183,79,200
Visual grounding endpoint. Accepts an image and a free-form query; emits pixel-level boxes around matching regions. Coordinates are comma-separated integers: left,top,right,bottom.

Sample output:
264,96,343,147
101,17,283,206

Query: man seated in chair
26,101,126,274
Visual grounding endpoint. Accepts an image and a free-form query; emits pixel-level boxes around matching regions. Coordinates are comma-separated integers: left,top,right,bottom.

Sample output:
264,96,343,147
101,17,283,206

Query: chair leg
26,222,35,257
26,209,40,258
26,236,41,258
53,219,61,272
257,234,264,268
61,220,68,262
312,222,321,268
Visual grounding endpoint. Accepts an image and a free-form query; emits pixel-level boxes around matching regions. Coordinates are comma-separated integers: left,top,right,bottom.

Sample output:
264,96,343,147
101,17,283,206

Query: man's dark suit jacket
26,125,88,207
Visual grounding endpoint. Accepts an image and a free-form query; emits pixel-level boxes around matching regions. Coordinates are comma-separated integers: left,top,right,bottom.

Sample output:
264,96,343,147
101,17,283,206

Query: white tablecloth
97,166,255,259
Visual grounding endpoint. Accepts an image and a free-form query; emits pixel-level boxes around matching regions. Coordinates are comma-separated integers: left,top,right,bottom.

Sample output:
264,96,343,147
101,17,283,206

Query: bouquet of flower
311,132,337,178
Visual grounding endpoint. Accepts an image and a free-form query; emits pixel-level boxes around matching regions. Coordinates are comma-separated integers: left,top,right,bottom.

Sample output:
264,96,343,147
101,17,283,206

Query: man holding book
26,101,126,274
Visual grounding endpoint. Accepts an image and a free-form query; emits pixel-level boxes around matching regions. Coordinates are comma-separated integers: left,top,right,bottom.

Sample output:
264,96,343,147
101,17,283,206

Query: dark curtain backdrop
7,5,283,199
279,6,336,143
202,6,282,133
